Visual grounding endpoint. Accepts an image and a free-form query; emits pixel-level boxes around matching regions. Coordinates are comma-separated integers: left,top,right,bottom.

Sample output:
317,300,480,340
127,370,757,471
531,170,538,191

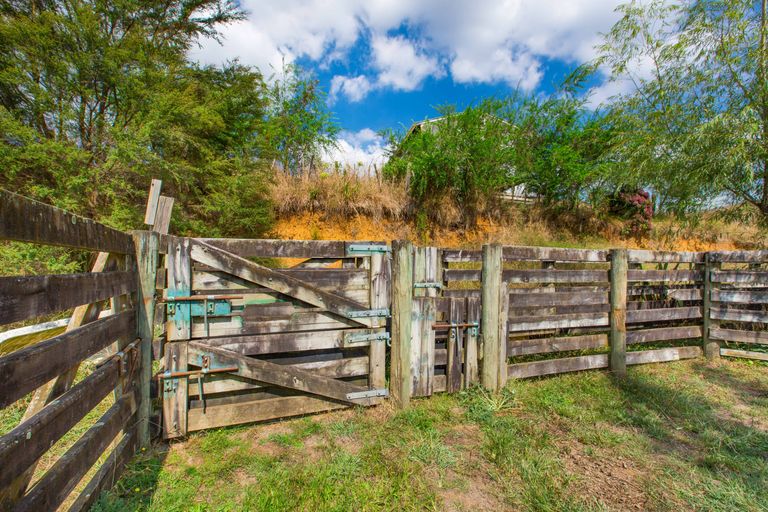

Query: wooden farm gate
159,237,391,438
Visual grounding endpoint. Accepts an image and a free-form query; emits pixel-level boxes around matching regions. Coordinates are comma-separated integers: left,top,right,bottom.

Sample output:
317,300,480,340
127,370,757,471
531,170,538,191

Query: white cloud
190,0,627,97
325,128,388,169
370,35,442,91
329,75,374,103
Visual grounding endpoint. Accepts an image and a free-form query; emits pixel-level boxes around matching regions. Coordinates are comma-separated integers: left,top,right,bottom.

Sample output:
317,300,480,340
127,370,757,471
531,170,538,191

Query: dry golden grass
270,169,408,221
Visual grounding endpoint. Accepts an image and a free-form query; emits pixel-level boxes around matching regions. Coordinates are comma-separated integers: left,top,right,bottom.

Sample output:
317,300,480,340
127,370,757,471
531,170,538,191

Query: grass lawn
94,359,768,512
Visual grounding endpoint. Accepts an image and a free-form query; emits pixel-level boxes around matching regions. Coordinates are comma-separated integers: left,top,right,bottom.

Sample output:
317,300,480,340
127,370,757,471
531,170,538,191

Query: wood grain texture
720,348,768,361
0,311,134,408
710,328,768,344
390,240,413,408
0,189,134,253
610,249,628,377
508,354,609,379
0,271,135,325
626,326,702,344
626,346,702,365
481,244,503,391
508,334,608,357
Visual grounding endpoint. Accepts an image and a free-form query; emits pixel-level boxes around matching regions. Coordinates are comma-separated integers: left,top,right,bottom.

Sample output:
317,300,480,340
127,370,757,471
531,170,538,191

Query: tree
260,61,339,175
594,0,768,216
384,100,515,227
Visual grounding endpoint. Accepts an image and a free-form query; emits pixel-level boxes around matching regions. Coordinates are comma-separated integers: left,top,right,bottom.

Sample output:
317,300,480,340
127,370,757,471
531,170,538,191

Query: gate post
609,248,628,377
133,231,159,448
481,243,506,391
702,252,719,359
163,236,191,438
391,240,414,408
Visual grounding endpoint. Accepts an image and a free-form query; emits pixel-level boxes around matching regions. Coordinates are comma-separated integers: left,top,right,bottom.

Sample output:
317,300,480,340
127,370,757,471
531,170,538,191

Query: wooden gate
160,237,391,438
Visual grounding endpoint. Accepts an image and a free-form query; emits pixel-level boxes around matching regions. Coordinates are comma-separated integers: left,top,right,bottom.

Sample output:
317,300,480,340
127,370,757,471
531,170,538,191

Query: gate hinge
346,244,390,256
346,388,389,400
348,308,390,318
414,282,442,289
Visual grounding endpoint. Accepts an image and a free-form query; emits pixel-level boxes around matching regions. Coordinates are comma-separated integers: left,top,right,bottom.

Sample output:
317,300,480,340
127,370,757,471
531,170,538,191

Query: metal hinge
344,331,390,346
346,388,389,400
414,282,442,289
346,244,390,256
348,308,390,318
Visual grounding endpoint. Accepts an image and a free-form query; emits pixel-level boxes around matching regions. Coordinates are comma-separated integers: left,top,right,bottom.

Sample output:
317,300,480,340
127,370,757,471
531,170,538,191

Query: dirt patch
562,444,649,511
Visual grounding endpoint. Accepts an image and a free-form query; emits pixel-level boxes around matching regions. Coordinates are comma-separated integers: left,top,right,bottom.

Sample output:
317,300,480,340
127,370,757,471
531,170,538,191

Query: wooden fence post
609,248,628,377
481,243,504,391
702,252,719,359
133,231,159,448
391,240,414,408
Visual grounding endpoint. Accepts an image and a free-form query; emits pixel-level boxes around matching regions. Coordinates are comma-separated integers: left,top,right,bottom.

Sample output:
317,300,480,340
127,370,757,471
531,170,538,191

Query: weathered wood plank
189,239,374,328
391,240,413,408
411,297,435,397
0,271,135,326
188,395,347,431
720,348,768,361
194,239,385,259
200,328,375,355
153,196,174,235
508,290,608,307
610,249,628,377
447,298,465,392
0,311,133,408
507,312,609,332
481,244,503,391
189,311,364,339
0,358,121,490
508,334,608,357
712,289,768,304
446,269,610,283
0,190,134,254
710,328,768,344
369,252,389,389
626,325,702,344
444,247,609,262
627,270,702,282
626,346,702,365
143,179,162,225
188,356,370,397
508,354,609,379
626,306,702,324
627,249,703,263
711,306,768,323
14,390,137,512
464,297,480,387
709,250,768,263
711,270,768,284
188,343,378,406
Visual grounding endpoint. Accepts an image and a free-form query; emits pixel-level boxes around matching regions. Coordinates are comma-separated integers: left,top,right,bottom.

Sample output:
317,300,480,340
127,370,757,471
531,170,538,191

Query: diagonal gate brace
188,342,383,406
188,238,378,328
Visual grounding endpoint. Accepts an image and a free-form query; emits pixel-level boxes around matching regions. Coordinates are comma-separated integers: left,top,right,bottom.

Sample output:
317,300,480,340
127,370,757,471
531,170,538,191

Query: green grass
95,359,768,511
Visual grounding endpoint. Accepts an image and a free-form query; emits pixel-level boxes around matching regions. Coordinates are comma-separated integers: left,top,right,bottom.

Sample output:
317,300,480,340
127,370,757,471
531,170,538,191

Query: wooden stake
390,240,413,408
133,231,159,447
609,249,628,377
702,252,719,359
481,244,503,391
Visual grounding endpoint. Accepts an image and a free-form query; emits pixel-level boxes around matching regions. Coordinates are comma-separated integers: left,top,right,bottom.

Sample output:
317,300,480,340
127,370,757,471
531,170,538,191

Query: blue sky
190,0,631,167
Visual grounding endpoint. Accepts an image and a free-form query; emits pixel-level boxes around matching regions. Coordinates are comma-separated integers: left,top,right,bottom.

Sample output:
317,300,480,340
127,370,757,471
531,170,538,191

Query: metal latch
346,388,389,400
414,282,442,289
344,331,390,346
346,244,391,256
348,308,390,318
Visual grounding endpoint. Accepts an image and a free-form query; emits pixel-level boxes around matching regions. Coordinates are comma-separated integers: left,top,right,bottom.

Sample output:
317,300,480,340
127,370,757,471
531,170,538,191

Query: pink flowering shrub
610,188,653,237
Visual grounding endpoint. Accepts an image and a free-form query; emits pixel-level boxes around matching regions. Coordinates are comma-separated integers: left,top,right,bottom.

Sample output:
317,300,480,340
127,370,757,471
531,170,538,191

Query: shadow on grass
611,365,768,508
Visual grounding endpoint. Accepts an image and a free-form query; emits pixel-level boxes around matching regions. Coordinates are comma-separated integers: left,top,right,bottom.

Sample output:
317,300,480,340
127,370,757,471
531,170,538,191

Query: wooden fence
1,188,767,508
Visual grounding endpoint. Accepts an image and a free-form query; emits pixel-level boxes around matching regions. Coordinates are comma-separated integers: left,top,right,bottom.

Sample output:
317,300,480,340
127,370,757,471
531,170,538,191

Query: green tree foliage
383,101,514,226
503,92,612,209
260,62,339,176
595,0,768,216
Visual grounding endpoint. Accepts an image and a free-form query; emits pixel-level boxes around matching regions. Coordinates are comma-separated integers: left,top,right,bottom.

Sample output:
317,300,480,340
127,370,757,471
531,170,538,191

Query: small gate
160,237,390,438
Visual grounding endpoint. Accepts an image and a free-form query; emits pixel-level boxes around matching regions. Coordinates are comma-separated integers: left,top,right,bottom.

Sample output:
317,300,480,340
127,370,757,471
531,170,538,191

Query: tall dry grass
270,169,408,220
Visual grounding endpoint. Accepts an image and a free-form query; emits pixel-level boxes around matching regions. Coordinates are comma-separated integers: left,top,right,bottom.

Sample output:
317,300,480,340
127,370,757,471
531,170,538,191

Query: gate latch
346,244,390,256
348,308,390,318
344,331,390,346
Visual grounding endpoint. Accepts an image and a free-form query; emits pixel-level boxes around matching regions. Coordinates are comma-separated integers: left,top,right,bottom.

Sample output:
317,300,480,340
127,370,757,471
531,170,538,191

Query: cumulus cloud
191,0,626,98
329,75,373,103
325,128,388,169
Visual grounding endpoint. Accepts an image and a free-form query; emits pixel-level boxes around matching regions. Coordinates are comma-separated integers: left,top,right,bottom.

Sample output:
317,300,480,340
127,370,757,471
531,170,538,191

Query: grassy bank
95,358,768,511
